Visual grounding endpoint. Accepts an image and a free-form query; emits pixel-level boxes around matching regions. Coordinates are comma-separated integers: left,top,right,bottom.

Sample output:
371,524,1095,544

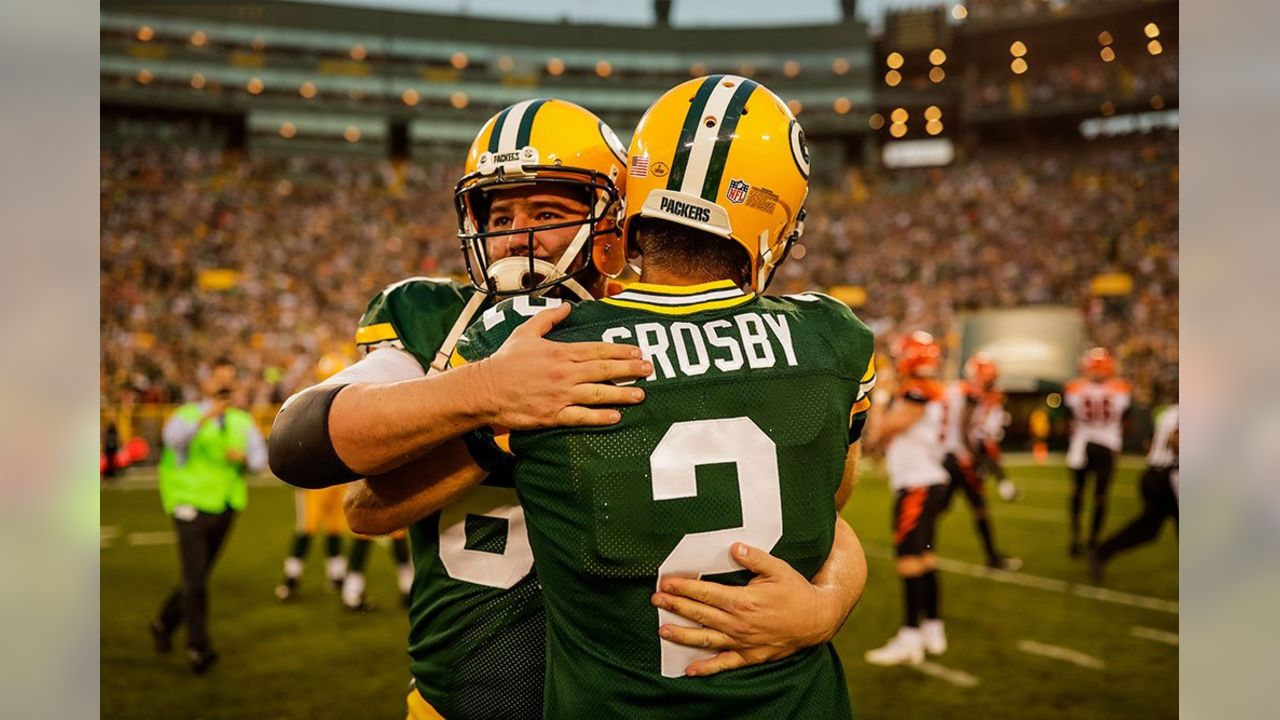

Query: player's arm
343,438,487,535
650,516,867,677
870,397,925,445
271,304,650,486
835,442,860,511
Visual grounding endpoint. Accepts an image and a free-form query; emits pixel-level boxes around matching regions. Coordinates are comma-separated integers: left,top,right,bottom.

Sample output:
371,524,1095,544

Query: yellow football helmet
455,98,628,298
623,75,810,292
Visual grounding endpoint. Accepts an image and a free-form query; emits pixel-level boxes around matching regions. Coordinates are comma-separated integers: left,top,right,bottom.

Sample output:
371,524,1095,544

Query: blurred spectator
101,130,1178,409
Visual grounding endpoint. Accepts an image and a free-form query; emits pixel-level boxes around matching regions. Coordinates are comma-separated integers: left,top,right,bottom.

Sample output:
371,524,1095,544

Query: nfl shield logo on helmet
726,178,749,204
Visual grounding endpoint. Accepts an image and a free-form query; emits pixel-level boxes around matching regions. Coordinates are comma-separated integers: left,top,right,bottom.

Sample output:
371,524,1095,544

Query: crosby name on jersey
453,281,875,720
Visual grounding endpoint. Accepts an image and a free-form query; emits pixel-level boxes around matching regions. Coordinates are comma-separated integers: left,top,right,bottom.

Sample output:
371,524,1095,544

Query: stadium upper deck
101,0,1175,158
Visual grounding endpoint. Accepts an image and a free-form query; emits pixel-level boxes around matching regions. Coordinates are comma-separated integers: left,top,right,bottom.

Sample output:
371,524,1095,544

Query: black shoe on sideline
187,647,219,675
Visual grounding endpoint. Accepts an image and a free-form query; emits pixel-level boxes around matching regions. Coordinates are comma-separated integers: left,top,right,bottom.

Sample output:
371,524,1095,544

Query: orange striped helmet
893,331,942,378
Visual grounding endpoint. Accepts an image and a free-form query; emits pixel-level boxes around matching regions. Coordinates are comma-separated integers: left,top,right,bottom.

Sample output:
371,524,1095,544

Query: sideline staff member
151,358,267,674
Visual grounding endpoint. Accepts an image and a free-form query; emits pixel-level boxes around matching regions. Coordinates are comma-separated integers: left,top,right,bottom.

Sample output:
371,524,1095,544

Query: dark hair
630,217,751,287
212,357,236,371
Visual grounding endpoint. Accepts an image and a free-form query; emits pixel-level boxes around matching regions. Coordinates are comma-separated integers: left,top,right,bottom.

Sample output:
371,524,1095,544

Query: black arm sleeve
268,384,363,489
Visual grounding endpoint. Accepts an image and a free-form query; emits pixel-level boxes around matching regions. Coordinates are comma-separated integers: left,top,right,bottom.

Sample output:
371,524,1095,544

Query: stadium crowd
100,129,1177,409
963,51,1178,112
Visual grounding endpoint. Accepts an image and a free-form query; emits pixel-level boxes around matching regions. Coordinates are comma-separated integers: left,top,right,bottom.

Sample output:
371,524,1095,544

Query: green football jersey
455,280,876,719
356,277,547,720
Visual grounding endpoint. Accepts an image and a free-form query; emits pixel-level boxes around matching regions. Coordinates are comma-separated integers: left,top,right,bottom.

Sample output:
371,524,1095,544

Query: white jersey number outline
651,417,784,678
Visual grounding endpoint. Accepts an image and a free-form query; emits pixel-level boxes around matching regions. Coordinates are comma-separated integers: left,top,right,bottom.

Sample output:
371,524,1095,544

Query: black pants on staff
1095,467,1178,563
1070,442,1115,552
155,509,237,653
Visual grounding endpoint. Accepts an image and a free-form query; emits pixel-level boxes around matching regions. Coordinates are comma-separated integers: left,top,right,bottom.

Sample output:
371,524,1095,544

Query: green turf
102,461,1177,718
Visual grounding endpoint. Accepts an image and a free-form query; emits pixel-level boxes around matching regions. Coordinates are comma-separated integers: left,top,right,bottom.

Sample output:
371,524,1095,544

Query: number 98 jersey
454,282,874,719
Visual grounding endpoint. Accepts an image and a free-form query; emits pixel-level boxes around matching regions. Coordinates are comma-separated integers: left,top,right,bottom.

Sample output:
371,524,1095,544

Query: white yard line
128,531,176,546
1130,626,1179,646
863,543,1178,614
912,661,981,688
1017,640,1106,670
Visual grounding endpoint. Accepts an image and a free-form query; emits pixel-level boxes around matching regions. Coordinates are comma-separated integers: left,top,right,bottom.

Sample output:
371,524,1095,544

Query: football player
864,332,950,666
338,531,412,611
285,97,866,719
967,365,1020,502
275,486,348,601
447,77,873,718
1063,347,1132,556
1090,403,1178,582
940,353,1020,570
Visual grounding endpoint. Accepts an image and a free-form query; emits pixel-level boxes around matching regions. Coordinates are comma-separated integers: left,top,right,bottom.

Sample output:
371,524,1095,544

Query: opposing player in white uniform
1090,404,1178,582
1063,347,1132,556
866,332,950,666
940,353,1019,570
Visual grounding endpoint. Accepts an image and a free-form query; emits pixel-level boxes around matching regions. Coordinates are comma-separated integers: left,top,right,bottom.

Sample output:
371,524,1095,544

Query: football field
101,458,1177,719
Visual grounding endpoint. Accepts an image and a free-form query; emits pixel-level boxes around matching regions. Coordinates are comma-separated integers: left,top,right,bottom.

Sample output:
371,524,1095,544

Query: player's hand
478,303,651,430
650,542,842,677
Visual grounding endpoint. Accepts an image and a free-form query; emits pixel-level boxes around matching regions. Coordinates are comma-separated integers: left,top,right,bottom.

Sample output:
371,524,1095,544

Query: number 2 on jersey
651,417,784,678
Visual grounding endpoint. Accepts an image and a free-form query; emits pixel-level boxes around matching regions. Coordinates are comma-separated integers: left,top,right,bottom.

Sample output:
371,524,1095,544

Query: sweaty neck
637,259,737,289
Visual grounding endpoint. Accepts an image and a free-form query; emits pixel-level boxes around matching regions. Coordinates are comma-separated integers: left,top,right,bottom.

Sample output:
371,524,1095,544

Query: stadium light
926,120,943,136
885,70,901,87
350,44,367,61
1150,94,1165,110
890,123,907,138
596,60,613,78
924,105,942,121
251,37,266,51
299,82,317,99
1011,58,1028,74
868,113,885,130
1098,31,1113,45
1100,47,1116,62
891,107,908,123
190,30,208,47
787,98,803,115
1046,393,1062,408
929,48,947,66
738,63,756,76
547,58,565,76
783,60,800,78
832,57,850,75
136,69,154,85
279,122,296,139
690,62,708,77
1144,22,1160,38
1010,41,1027,58
191,73,206,90
951,4,967,20
247,77,264,95
833,97,852,114
451,52,469,70
1147,40,1163,55
497,55,514,72
929,67,946,83
343,126,361,143
1100,100,1115,116
886,52,904,69
450,91,468,108
402,88,420,106
136,25,154,42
